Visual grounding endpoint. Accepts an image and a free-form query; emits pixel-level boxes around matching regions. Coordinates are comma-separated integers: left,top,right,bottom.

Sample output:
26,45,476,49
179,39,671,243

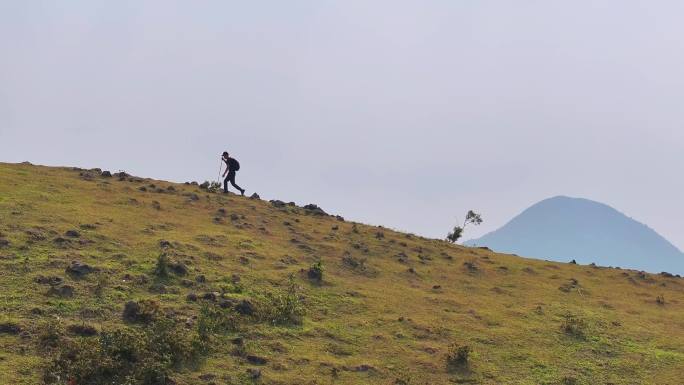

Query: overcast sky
1,1,683,252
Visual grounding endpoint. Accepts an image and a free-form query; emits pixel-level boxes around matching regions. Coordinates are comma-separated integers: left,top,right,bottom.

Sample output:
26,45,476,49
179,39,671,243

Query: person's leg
223,175,229,193
228,172,245,195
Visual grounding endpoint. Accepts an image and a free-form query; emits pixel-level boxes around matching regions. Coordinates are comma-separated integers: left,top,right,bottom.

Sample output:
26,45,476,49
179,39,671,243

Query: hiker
221,151,245,195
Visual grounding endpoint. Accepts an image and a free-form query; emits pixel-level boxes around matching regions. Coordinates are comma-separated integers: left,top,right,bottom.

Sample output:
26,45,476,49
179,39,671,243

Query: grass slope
0,162,682,385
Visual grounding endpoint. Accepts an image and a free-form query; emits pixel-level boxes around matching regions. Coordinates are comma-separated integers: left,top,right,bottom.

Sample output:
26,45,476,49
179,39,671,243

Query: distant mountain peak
466,196,683,274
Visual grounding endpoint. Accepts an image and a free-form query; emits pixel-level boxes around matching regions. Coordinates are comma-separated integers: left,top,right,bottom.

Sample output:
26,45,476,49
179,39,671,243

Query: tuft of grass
446,343,472,370
560,314,587,338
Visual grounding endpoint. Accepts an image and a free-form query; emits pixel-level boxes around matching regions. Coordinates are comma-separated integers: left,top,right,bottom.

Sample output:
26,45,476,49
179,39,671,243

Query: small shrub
196,303,241,343
37,318,64,350
219,282,244,295
200,181,222,193
94,274,109,299
307,261,324,283
656,295,665,305
123,299,161,324
446,343,471,369
560,314,587,338
44,317,203,385
154,254,169,278
258,277,305,326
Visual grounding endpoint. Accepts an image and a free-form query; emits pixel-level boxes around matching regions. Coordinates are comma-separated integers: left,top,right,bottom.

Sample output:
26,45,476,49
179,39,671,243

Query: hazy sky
2,1,683,252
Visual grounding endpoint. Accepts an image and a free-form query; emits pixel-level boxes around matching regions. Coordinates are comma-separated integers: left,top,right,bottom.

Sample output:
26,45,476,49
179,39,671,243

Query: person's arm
222,157,228,177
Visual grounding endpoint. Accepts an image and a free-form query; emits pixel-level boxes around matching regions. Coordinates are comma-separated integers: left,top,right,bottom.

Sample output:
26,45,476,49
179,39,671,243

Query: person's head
222,151,229,160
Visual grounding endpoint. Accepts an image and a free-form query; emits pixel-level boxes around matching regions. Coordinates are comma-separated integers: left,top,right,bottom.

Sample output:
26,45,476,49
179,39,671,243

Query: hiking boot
240,189,245,196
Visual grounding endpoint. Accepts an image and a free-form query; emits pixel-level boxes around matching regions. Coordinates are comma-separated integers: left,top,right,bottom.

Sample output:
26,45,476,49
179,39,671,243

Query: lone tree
447,210,483,243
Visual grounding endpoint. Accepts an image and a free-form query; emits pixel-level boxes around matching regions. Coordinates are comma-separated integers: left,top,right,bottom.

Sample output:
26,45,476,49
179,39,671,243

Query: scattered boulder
122,299,159,323
343,364,375,372
247,355,268,365
219,299,234,309
199,181,210,190
270,200,286,208
169,262,188,276
195,275,207,283
159,239,173,249
307,264,323,282
101,171,112,177
186,293,198,302
34,275,64,286
0,239,10,248
66,324,98,337
0,321,22,335
249,193,260,200
79,171,95,181
48,284,75,298
235,299,255,315
64,230,80,238
115,171,129,180
303,204,327,216
202,292,218,301
569,259,577,264
463,262,479,273
559,278,581,293
66,261,95,277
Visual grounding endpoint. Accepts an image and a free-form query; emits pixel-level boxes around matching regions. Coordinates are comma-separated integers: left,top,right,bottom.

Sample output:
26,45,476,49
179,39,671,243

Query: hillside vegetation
0,162,682,385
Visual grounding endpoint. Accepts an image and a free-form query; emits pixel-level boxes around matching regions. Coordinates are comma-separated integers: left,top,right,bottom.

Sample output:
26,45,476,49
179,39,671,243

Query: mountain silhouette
466,196,684,274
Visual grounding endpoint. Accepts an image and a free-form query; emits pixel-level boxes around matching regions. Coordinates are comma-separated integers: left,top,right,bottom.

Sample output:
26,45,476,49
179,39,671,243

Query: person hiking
221,151,245,195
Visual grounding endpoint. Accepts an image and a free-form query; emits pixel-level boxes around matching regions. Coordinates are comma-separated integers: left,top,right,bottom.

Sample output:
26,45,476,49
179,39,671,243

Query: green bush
258,278,305,326
44,317,203,385
196,303,241,343
307,260,324,283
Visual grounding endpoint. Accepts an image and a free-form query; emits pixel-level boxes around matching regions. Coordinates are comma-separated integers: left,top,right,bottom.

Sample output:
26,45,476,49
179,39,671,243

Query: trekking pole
218,158,223,184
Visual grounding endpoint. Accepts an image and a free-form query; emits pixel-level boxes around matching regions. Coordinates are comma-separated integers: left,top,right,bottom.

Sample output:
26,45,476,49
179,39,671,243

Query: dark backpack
229,158,240,171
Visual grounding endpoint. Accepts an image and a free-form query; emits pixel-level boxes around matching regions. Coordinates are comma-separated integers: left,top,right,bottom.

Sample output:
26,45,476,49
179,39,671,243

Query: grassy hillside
0,162,682,385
